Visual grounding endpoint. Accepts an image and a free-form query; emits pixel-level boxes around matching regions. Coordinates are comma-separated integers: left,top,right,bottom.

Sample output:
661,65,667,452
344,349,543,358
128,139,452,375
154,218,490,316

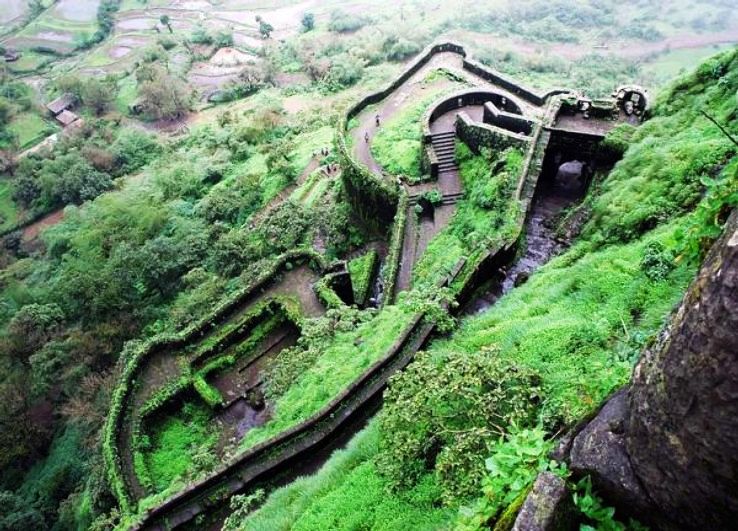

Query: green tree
7,303,64,362
301,12,315,32
159,14,172,33
82,78,116,115
256,15,274,39
0,491,46,530
27,0,44,18
137,69,190,120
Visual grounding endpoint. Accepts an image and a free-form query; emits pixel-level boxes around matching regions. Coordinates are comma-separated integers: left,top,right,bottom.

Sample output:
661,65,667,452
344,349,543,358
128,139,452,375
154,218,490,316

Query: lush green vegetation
232,420,451,531
240,304,415,451
0,0,736,528
144,399,217,492
371,76,466,180
348,249,378,306
238,46,737,531
413,144,523,288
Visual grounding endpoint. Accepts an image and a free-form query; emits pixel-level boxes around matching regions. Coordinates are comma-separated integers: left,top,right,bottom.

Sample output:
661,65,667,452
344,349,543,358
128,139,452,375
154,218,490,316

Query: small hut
47,93,77,116
55,110,79,127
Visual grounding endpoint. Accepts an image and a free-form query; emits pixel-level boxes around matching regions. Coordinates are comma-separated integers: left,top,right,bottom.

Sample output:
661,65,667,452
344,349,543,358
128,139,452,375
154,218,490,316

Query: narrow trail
248,157,320,226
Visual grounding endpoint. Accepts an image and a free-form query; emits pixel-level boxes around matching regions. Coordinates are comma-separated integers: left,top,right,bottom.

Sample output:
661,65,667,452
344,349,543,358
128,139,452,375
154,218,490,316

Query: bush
324,53,366,91
456,426,564,530
385,37,422,61
328,10,368,33
111,129,160,175
640,241,674,281
378,352,542,502
301,12,315,32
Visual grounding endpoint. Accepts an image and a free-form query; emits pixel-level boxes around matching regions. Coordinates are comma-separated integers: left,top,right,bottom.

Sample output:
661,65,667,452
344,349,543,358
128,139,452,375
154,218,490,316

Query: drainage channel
462,161,588,315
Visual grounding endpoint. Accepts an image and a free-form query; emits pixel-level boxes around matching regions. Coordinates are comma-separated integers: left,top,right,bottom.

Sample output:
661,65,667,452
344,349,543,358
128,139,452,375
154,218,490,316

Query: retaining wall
104,250,329,512
421,88,525,142
463,58,571,106
421,144,439,179
337,42,467,232
380,189,409,306
483,101,534,136
456,112,530,155
131,264,465,531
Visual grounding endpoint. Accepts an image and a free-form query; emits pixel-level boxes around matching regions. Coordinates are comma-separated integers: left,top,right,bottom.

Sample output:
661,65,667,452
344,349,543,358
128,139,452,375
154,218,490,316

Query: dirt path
21,208,64,241
350,52,467,174
248,156,320,226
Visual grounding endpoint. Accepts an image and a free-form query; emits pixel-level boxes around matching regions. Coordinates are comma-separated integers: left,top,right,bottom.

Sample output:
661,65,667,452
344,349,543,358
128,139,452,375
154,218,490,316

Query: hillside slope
235,47,738,531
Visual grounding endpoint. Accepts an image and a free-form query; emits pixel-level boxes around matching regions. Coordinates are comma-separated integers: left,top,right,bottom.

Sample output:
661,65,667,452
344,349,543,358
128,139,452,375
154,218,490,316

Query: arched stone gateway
613,84,650,119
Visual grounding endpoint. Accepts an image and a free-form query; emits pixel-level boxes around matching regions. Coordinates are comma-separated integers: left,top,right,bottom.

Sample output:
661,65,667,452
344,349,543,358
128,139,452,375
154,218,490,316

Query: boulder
569,388,651,518
512,472,573,531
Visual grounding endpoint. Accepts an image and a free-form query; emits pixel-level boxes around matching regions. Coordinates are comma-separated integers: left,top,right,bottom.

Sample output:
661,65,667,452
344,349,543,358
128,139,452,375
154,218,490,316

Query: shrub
456,426,565,530
328,10,368,33
378,352,542,502
301,12,315,32
640,241,674,281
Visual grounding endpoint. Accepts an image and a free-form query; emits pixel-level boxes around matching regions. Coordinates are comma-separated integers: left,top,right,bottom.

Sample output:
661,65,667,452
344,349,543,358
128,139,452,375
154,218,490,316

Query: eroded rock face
568,389,652,518
512,472,573,531
626,210,738,530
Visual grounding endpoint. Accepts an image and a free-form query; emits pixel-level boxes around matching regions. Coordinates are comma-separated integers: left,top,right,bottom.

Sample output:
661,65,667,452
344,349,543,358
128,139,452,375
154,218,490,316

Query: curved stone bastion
107,40,647,530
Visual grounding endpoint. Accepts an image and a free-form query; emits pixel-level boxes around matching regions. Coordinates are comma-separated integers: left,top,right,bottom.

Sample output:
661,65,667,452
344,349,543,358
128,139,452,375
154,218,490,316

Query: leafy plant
457,425,566,531
573,476,648,531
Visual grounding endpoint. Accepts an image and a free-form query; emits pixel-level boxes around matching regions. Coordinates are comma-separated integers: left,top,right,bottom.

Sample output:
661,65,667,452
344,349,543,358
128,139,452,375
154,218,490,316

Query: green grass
7,111,55,149
371,79,466,180
289,125,333,175
303,176,332,207
145,399,217,492
348,250,378,306
238,304,415,451
115,75,138,114
430,219,694,424
413,145,523,288
0,180,21,231
237,420,452,531
6,51,52,73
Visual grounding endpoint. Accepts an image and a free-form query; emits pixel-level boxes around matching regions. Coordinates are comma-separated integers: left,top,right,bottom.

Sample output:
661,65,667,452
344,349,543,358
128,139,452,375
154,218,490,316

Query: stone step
407,192,465,206
432,139,456,147
432,131,455,139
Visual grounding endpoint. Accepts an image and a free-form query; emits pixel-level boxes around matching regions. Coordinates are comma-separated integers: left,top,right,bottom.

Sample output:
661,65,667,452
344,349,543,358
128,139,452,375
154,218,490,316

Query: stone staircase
430,131,458,174
408,191,465,206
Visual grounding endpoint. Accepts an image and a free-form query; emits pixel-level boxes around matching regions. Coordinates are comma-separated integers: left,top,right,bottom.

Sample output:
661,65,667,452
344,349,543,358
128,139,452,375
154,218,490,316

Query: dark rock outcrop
626,209,738,530
563,210,738,530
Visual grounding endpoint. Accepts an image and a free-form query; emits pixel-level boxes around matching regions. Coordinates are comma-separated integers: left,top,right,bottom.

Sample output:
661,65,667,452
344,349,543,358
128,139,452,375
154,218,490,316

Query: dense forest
0,1,736,530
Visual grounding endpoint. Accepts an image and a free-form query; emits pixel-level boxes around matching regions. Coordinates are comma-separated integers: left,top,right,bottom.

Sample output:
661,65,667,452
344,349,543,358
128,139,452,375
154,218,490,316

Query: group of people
323,162,340,176
313,146,340,176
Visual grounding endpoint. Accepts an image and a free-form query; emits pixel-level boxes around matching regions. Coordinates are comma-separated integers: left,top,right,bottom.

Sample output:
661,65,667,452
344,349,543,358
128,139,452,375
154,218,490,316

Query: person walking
365,131,370,143
375,114,381,126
